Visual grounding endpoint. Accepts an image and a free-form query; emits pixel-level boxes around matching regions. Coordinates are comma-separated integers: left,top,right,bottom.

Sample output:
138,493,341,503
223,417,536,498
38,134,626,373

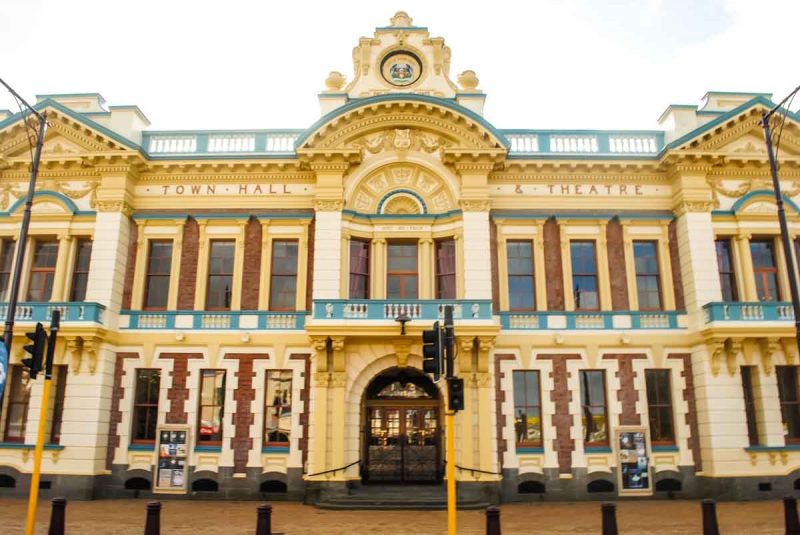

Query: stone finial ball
325,71,346,91
390,11,413,27
457,70,480,90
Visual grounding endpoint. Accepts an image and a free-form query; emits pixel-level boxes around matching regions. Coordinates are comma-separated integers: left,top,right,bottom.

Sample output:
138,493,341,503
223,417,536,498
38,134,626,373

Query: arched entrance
362,367,442,483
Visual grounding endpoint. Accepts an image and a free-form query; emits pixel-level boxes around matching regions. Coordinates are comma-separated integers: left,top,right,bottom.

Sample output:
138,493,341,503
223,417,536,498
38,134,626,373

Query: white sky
0,0,797,132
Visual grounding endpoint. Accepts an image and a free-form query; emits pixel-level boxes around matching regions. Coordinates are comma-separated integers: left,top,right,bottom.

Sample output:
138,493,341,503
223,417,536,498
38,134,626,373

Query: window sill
584,446,612,453
262,446,290,454
652,445,679,452
195,445,222,453
0,442,65,451
515,446,544,454
128,443,156,451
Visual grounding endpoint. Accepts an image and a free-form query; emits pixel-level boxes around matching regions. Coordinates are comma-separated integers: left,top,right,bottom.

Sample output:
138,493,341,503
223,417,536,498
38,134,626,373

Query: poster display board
154,425,190,494
614,426,653,496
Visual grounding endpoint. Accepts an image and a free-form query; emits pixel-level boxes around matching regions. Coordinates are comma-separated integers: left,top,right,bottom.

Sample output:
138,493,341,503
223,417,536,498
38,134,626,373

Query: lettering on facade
511,184,646,196
138,184,299,197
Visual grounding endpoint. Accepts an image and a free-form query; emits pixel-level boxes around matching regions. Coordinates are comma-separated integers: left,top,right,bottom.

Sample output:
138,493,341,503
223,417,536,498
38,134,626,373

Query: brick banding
240,217,262,310
225,353,270,473
160,353,203,424
606,219,630,310
106,352,139,470
543,218,565,310
177,217,199,310
290,353,312,468
537,354,581,473
121,223,137,310
668,353,701,471
493,353,516,469
668,220,686,310
602,354,647,426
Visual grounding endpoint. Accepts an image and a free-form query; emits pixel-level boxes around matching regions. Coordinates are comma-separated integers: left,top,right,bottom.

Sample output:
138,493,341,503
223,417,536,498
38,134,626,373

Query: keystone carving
759,337,780,376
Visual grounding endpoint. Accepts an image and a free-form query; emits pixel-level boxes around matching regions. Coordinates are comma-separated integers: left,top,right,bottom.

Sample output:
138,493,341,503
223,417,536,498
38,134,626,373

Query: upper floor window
264,370,292,446
3,365,29,442
435,239,456,299
645,369,674,444
513,370,542,446
580,370,607,445
131,369,161,443
741,366,760,446
715,239,738,302
634,241,662,310
777,365,800,443
571,241,599,311
0,239,15,301
349,239,370,299
750,239,780,302
206,240,235,310
387,242,418,299
507,241,535,311
144,241,173,310
50,365,68,444
198,370,226,445
69,239,92,302
269,240,298,311
27,239,58,302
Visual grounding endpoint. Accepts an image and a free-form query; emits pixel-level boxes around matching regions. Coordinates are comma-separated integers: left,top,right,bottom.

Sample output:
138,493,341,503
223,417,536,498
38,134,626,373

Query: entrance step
314,484,490,510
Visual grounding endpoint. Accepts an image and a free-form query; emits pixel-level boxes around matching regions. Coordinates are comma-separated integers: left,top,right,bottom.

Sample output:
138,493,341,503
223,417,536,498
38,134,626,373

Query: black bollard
785,496,800,535
144,501,161,535
701,499,720,535
48,497,66,535
601,502,618,535
256,504,272,535
486,506,501,535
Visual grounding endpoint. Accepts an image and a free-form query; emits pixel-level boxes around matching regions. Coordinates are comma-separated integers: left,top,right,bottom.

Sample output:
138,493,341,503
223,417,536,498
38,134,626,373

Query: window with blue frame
513,370,541,446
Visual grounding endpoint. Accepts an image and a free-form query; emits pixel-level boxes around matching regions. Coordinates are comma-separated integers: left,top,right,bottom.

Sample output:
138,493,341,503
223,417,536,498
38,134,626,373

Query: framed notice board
154,424,190,494
614,426,653,496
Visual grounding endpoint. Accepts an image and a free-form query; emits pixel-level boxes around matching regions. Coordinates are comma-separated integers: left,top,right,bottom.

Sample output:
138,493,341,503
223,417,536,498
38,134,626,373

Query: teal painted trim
376,188,428,214
255,213,314,221
295,93,510,149
614,214,675,221
730,190,800,215
703,301,794,322
191,213,251,220
145,153,297,161
131,214,190,221
128,443,155,451
652,445,679,452
711,210,735,217
342,209,462,221
6,190,79,215
82,111,112,117
144,128,305,136
318,92,348,98
745,445,800,452
515,447,544,454
0,442,65,450
194,445,222,452
697,110,724,116
506,153,659,161
501,128,662,135
314,299,493,321
262,446,290,454
0,302,105,323
584,446,612,453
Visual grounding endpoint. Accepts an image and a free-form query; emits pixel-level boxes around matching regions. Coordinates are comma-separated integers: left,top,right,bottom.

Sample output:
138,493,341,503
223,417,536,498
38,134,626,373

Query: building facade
1,12,799,503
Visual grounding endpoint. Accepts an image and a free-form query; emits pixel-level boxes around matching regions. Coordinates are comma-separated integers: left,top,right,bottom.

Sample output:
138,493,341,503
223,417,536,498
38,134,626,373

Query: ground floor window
777,366,800,442
645,369,674,444
513,370,542,446
198,370,226,445
580,370,608,445
264,370,292,446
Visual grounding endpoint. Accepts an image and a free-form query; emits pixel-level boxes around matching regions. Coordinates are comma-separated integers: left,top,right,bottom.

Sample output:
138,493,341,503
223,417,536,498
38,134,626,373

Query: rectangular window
270,240,299,311
580,370,608,445
777,366,800,443
513,370,542,446
0,239,16,301
645,369,674,444
571,241,599,310
716,239,738,302
507,241,535,311
26,239,58,301
387,242,418,299
131,369,161,443
3,365,29,442
264,370,293,446
349,239,370,299
741,366,760,446
634,241,662,310
69,239,92,302
435,239,456,299
750,239,780,302
198,370,226,444
206,240,235,310
50,365,68,444
144,241,173,309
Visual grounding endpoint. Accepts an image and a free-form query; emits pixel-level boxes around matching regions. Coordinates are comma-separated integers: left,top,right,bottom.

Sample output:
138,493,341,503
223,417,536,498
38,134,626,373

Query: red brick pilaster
240,218,262,310
606,219,629,310
603,354,647,425
106,352,139,470
668,220,686,310
668,353,701,471
493,353,516,468
290,353,312,468
543,219,565,310
225,354,270,473
177,218,199,310
160,353,203,424
537,354,581,473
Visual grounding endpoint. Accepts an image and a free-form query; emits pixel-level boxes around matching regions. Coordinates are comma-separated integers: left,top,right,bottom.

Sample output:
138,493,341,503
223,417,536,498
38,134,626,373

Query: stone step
315,484,489,510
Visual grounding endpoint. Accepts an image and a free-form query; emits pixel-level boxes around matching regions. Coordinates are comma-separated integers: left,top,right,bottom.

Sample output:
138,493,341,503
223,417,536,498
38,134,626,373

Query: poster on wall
153,425,190,494
614,426,653,496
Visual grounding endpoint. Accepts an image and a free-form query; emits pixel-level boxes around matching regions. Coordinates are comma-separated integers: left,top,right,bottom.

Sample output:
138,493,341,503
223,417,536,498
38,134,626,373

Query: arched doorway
363,367,442,483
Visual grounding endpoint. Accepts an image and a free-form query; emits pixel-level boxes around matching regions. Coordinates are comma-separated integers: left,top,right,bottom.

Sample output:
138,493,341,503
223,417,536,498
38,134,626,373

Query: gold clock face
381,51,422,87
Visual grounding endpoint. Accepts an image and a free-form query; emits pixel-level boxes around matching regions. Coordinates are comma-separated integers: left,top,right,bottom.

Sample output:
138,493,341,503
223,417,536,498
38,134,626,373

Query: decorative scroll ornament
351,129,451,156
706,177,752,208
56,180,99,208
0,184,11,210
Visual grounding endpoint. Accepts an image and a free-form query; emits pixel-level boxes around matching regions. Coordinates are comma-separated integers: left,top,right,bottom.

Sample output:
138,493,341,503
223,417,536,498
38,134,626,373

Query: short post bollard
144,501,161,535
601,502,618,535
256,504,272,535
48,497,66,535
701,499,720,535
485,506,501,535
785,496,800,535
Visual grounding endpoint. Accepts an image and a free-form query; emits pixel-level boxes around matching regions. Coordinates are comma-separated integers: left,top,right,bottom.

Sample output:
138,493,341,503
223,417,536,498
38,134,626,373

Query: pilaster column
308,336,329,476
329,337,347,473
372,238,386,299
419,238,433,299
735,234,756,301
51,235,74,302
456,337,475,472
596,222,612,311
476,337,497,474
453,160,494,300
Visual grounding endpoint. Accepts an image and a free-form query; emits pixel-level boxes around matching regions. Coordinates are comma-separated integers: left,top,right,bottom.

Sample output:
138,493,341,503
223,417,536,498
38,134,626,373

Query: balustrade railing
121,310,306,330
144,131,303,156
314,299,493,321
502,130,663,156
703,302,795,323
0,302,105,324
500,310,684,330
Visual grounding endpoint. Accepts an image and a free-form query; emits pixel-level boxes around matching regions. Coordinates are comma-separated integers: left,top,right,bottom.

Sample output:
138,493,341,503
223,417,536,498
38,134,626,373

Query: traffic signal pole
443,306,456,535
24,310,59,535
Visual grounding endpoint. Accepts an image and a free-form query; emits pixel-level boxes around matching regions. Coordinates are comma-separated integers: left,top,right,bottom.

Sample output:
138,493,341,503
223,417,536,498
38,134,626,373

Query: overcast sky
0,0,797,132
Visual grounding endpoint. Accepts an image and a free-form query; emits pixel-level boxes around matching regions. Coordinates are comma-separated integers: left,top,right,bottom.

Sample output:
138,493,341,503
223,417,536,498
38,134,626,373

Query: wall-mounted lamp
395,313,411,335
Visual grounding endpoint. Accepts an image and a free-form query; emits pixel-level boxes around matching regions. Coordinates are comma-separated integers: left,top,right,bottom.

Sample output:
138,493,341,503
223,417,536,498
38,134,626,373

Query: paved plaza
0,498,788,534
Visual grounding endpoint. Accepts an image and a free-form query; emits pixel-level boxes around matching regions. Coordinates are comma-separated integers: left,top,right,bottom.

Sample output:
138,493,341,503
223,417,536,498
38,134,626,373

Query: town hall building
0,12,799,505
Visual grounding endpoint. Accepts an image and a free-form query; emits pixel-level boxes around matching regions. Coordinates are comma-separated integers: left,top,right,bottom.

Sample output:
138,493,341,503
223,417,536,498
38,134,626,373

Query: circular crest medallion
380,51,422,87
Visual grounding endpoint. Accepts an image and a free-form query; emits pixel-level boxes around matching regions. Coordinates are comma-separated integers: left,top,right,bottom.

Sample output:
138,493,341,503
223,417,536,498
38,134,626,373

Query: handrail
304,459,361,478
453,462,502,476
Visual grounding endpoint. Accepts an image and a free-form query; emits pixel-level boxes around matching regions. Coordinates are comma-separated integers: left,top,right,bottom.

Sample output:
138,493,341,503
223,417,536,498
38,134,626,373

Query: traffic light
447,377,465,412
422,321,443,380
22,323,46,380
